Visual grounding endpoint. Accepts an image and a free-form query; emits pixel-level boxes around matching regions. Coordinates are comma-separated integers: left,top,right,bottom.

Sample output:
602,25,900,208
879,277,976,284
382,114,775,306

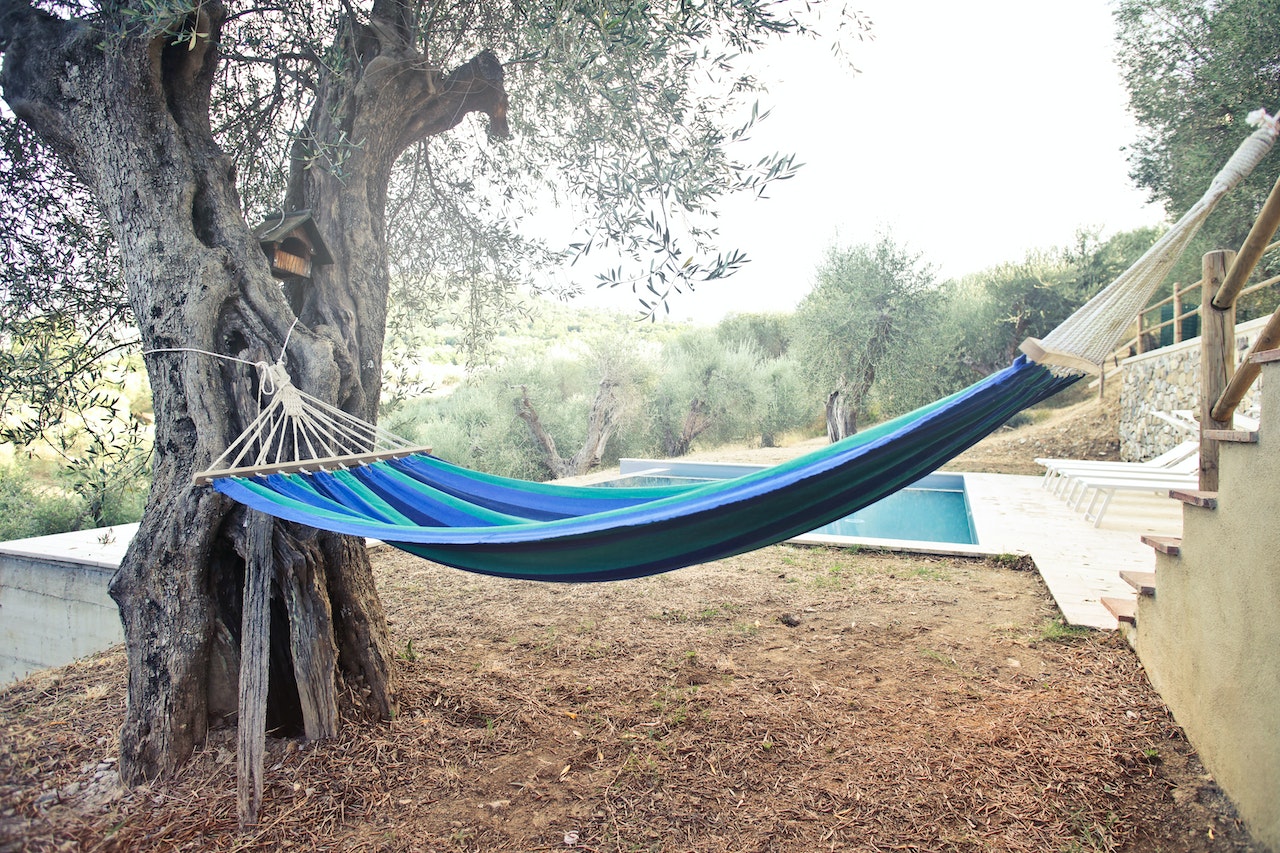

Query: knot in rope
260,361,306,418
1247,108,1279,137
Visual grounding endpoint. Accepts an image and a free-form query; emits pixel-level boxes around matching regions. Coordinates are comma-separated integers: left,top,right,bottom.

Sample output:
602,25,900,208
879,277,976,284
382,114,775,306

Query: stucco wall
1129,355,1280,851
0,526,130,685
0,554,122,684
1119,316,1268,461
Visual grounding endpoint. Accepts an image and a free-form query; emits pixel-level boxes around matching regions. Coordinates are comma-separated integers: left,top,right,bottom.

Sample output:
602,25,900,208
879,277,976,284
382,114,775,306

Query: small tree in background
716,312,794,360
644,330,772,456
392,377,548,481
937,228,1162,384
943,252,1080,376
793,236,940,440
509,333,660,479
747,354,812,448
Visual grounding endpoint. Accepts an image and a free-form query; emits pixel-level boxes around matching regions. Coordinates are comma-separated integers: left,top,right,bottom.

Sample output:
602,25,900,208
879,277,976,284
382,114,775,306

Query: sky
569,0,1165,324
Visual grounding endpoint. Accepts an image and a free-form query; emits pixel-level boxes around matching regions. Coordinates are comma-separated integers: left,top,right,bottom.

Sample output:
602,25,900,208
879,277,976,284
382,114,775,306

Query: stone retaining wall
1119,316,1267,461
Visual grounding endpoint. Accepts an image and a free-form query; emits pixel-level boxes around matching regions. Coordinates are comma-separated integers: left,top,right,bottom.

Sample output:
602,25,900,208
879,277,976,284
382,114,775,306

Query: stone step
1202,428,1259,443
1170,489,1218,509
1120,570,1157,596
1141,534,1182,556
1102,596,1137,626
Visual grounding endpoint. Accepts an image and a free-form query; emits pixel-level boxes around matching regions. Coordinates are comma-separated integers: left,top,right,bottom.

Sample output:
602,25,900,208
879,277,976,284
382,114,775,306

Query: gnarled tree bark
825,389,858,442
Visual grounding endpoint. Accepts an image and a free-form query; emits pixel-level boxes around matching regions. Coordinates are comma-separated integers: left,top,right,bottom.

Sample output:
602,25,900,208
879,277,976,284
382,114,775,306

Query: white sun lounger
1058,461,1199,505
1049,453,1200,500
1069,471,1199,527
1037,440,1199,495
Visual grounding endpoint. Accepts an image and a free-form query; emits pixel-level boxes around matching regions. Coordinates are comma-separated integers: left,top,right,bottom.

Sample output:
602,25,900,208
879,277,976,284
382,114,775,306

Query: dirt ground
0,384,1264,852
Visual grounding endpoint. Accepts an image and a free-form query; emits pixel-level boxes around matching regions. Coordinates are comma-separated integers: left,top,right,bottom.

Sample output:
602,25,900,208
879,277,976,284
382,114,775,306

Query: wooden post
1212,301,1280,422
1172,281,1183,344
237,511,273,827
1199,250,1236,492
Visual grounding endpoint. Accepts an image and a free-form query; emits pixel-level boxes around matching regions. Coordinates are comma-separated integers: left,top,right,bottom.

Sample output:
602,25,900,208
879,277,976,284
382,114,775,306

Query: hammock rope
194,361,421,484
1026,109,1279,371
183,114,1277,580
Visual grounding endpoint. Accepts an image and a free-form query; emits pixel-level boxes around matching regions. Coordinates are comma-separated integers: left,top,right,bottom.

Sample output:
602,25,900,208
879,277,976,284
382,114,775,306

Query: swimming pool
601,460,978,549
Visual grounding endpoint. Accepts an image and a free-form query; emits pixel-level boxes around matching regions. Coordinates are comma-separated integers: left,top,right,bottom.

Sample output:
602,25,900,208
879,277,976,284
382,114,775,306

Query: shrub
0,463,86,541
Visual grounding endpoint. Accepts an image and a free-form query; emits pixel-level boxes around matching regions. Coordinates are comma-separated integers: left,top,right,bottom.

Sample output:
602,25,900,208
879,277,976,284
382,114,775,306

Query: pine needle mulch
0,546,1258,852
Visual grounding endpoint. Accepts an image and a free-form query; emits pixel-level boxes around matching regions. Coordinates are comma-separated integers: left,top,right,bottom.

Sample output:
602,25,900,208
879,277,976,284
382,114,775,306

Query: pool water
809,480,975,544
598,465,977,546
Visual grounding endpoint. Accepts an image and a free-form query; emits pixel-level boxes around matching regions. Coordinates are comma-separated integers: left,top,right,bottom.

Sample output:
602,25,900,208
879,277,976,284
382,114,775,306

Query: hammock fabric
213,357,1075,581
200,112,1278,583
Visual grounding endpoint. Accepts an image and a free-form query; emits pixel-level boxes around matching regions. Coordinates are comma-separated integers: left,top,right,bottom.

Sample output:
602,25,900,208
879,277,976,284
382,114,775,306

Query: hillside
946,379,1123,475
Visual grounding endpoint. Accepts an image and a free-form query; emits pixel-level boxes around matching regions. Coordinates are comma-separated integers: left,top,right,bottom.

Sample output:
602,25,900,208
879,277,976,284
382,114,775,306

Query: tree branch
515,384,566,477
394,49,509,152
0,0,77,146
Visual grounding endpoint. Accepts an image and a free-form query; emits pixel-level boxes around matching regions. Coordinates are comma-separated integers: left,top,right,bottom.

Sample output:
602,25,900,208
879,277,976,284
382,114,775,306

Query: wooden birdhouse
252,210,334,280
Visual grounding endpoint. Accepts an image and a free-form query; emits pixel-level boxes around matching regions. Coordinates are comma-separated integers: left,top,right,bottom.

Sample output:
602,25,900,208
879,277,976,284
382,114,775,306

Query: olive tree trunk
825,388,858,442
0,0,507,783
516,380,621,478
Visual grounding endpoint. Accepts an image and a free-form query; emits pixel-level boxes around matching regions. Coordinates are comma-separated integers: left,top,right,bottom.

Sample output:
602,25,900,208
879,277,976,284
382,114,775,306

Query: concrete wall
1119,316,1267,461
1130,356,1280,851
0,525,131,685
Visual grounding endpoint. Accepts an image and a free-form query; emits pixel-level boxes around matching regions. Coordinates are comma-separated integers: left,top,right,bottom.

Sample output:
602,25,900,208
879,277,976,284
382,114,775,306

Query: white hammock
1024,109,1280,372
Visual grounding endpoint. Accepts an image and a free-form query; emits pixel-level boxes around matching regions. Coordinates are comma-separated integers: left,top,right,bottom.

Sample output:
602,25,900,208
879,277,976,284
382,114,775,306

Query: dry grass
0,546,1257,852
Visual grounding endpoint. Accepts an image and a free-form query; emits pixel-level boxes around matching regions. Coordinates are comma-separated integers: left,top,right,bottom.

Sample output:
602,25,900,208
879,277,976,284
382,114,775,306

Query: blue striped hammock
198,119,1277,582
205,357,1074,581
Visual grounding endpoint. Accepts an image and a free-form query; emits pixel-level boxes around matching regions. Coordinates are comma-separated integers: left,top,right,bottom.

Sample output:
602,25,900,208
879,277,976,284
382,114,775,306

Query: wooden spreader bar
193,445,434,485
1018,338,1102,375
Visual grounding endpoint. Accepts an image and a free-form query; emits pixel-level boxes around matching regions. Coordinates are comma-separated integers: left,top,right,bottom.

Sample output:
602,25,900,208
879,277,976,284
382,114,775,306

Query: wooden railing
1115,237,1280,360
1200,168,1280,488
1095,171,1280,395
